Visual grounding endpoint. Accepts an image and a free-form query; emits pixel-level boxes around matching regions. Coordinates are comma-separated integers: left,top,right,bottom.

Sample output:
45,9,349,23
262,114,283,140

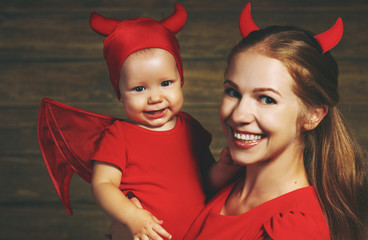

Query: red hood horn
160,3,187,34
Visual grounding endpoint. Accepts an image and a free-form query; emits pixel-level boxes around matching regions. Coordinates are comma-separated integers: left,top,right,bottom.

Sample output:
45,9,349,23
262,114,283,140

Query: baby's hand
128,208,171,240
108,192,171,240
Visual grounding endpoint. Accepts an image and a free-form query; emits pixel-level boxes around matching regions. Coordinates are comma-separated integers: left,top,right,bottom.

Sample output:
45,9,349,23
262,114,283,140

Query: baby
38,4,239,240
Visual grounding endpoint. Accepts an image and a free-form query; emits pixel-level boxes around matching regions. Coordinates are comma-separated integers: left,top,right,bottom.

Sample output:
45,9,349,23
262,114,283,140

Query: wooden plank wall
1,0,367,239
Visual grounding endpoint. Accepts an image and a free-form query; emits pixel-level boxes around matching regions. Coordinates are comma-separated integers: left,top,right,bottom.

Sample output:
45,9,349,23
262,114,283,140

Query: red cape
37,98,117,215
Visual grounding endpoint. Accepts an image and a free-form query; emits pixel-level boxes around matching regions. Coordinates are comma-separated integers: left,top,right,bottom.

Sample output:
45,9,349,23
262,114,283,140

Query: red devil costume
183,3,343,240
38,4,212,239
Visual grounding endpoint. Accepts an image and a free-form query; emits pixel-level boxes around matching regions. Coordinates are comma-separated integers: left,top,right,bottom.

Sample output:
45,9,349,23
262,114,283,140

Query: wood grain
0,0,367,239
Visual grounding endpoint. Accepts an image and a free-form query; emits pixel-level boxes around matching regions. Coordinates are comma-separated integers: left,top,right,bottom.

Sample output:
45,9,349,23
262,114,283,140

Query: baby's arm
91,161,172,240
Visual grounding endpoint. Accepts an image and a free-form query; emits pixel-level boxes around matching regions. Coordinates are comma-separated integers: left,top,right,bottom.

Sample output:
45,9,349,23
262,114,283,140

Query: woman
184,3,367,240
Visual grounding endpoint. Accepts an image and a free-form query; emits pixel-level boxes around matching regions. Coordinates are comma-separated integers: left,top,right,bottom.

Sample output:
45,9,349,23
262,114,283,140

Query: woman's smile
232,129,265,149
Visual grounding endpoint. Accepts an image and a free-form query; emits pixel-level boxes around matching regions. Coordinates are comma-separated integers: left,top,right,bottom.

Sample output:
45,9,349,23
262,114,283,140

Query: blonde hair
227,26,367,239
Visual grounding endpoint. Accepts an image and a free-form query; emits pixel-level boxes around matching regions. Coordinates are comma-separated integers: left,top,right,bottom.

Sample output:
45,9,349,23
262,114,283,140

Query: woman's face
219,50,305,166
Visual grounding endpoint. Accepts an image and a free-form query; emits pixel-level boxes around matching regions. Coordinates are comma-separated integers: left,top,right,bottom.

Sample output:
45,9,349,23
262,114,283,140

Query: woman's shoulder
262,187,330,240
263,209,330,239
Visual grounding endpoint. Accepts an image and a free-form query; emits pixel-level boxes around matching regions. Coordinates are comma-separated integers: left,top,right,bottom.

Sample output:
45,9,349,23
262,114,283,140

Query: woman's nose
231,99,254,124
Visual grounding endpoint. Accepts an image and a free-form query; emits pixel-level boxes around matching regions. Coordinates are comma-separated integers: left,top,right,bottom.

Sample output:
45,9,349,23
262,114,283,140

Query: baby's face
118,48,183,131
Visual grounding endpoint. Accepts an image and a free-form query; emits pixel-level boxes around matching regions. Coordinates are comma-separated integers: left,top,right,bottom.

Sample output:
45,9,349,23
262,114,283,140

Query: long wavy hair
226,26,367,239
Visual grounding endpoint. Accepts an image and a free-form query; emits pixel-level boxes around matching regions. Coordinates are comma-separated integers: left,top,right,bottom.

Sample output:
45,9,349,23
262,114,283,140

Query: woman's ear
303,105,328,130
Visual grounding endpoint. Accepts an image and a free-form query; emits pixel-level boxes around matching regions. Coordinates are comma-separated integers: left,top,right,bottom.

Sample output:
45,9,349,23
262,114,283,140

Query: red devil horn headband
90,3,186,36
239,3,343,53
314,18,343,53
239,3,259,38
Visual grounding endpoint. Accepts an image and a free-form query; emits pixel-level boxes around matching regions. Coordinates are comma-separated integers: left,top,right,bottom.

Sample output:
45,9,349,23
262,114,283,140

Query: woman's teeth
233,132,262,143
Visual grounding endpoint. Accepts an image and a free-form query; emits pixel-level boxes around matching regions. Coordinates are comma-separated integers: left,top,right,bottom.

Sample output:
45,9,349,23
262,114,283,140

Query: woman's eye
161,80,172,87
259,95,276,104
225,88,241,98
133,86,145,92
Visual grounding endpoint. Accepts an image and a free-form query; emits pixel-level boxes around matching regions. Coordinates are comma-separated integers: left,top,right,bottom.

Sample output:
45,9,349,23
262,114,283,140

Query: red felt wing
37,98,117,215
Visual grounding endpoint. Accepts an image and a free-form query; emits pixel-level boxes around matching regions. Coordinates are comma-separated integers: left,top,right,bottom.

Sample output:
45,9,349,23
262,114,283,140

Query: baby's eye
224,88,241,98
133,86,145,92
161,80,172,87
259,95,276,104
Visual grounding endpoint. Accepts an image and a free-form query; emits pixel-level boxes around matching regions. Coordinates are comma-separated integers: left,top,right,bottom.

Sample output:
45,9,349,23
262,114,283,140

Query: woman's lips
232,130,265,149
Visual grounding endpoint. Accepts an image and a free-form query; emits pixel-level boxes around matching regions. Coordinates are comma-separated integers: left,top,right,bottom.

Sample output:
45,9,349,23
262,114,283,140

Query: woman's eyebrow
224,80,282,97
223,79,238,89
253,88,282,97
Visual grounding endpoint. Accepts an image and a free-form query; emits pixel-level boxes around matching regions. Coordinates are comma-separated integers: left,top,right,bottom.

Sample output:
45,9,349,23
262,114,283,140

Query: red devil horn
314,18,343,53
89,11,121,36
160,3,187,34
239,3,259,37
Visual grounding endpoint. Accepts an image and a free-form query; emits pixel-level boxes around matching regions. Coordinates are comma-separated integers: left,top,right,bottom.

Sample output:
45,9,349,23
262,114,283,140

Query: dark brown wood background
1,0,367,239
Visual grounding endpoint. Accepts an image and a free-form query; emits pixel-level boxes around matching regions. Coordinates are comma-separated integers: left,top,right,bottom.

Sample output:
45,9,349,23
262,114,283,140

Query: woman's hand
208,147,243,191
